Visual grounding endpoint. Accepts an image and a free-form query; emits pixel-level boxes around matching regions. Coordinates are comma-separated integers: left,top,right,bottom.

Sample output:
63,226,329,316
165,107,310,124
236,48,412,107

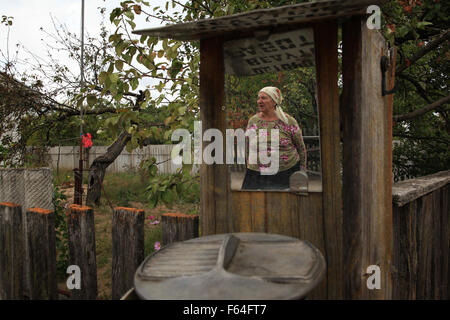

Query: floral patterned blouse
246,114,307,173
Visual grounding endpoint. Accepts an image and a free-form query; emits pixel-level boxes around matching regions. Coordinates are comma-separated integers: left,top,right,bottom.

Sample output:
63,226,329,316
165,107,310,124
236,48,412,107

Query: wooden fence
0,202,198,300
1,170,448,300
392,170,449,299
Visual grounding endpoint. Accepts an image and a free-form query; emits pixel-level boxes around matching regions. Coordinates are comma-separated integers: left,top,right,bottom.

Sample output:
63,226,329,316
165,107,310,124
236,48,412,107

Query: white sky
0,0,178,96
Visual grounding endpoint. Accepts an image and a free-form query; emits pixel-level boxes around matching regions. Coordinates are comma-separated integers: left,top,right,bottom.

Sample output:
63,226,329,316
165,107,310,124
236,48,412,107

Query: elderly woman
241,86,307,190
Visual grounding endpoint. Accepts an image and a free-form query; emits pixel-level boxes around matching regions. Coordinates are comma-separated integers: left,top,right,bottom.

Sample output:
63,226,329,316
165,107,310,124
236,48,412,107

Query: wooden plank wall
230,191,327,299
392,184,449,299
341,17,394,299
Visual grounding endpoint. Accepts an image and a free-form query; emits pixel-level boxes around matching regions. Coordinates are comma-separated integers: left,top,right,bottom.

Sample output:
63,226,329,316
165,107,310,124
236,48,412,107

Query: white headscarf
259,86,289,124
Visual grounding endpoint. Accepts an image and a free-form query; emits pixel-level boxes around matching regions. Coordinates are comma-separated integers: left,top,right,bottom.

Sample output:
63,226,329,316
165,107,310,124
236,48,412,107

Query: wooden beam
199,36,230,235
342,17,394,299
313,20,343,300
112,207,145,300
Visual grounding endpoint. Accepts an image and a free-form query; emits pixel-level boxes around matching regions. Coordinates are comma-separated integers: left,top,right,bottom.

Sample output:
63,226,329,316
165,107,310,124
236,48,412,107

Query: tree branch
394,94,450,122
398,73,431,103
396,29,449,75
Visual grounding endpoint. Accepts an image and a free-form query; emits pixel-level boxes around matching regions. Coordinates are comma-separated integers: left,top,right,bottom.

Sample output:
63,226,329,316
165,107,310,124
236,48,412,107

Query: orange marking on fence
162,212,199,219
115,207,145,214
0,202,21,207
28,208,53,215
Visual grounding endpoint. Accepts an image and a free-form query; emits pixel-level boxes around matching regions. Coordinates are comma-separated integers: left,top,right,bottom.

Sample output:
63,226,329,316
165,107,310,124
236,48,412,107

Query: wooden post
26,207,57,300
341,17,393,299
313,20,343,300
111,207,144,300
67,204,97,300
199,36,230,235
0,202,25,299
162,213,199,246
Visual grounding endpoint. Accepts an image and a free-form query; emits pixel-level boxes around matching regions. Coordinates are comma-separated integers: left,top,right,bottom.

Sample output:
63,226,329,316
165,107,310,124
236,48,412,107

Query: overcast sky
0,0,175,87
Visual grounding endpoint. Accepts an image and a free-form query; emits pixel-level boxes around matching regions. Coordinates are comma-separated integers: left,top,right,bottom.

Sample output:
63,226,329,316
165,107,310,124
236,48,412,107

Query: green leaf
140,101,148,109
87,95,97,107
162,188,175,204
115,60,123,71
417,21,432,29
124,10,134,20
140,35,148,44
126,19,136,29
130,77,139,90
178,106,187,115
98,71,108,85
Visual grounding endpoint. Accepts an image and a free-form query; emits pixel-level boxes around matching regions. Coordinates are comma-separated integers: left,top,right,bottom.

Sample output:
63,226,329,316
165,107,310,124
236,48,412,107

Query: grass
55,169,199,299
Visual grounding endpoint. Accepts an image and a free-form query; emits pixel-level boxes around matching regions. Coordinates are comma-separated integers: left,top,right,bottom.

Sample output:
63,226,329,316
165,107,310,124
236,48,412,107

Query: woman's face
257,92,276,113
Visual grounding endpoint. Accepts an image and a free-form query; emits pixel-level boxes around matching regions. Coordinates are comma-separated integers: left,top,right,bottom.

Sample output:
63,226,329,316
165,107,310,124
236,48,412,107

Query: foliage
52,185,69,277
380,0,450,180
1,0,448,186
141,156,199,207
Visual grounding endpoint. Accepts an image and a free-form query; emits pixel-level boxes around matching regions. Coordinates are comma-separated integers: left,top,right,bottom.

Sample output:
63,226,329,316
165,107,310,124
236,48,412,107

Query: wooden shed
134,0,396,299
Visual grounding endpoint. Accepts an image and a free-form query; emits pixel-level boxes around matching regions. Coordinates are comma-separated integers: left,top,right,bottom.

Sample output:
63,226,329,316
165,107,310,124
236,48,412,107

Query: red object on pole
82,133,92,148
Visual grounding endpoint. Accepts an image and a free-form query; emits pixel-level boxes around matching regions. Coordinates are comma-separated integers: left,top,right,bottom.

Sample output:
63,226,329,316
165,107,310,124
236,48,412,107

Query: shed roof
133,0,386,41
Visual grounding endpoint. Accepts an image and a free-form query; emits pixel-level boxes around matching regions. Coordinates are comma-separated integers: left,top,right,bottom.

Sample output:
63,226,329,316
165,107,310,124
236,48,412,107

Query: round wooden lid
134,232,326,300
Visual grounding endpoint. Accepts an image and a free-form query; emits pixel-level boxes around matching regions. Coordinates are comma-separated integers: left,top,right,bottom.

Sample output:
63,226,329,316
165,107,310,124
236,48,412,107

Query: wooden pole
67,204,97,300
111,207,144,300
313,20,343,300
341,17,393,299
161,213,199,246
0,202,25,299
26,207,57,300
199,36,230,235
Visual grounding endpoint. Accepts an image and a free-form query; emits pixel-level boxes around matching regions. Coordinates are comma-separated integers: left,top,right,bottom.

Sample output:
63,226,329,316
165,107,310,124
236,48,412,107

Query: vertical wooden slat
250,192,266,232
314,20,343,300
231,191,252,232
112,207,145,300
266,193,299,238
26,208,57,300
67,204,97,300
342,16,394,299
199,36,229,235
0,202,25,300
161,212,199,246
297,193,327,299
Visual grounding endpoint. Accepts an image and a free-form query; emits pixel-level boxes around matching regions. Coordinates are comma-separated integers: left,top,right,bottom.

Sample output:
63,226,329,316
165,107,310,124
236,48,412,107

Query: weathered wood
342,17,394,299
161,213,199,246
133,0,387,41
67,204,97,300
111,207,145,300
0,202,25,299
229,191,327,299
392,170,450,206
199,36,229,235
26,207,57,300
313,20,343,300
392,183,449,299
